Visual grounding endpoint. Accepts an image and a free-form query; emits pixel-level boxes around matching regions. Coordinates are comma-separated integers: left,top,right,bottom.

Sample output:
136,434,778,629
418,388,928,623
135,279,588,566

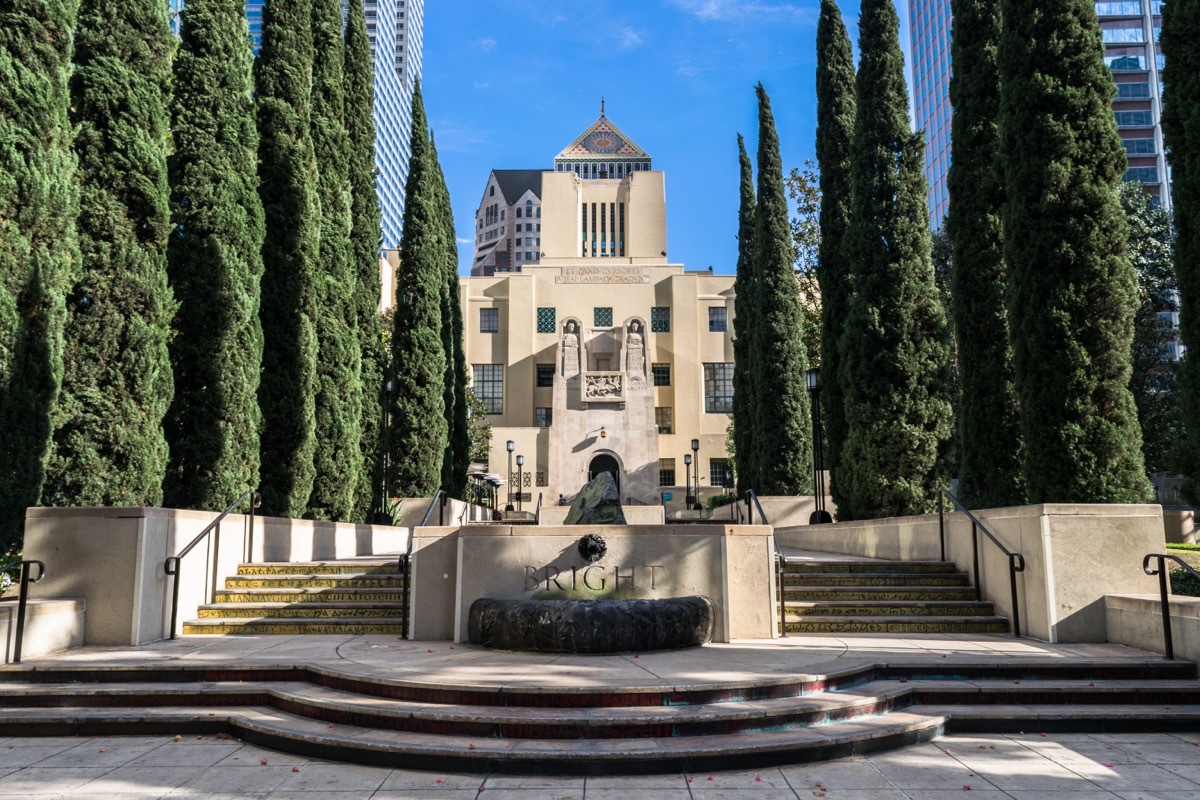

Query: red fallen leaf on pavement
899,678,909,683
687,776,694,782
468,743,476,750
260,759,268,765
1106,763,1113,768
435,778,442,783
634,654,640,659
427,649,433,653
963,785,972,791
708,776,714,780
755,776,762,782
98,748,106,753
944,749,952,754
1040,733,1047,737
292,766,299,773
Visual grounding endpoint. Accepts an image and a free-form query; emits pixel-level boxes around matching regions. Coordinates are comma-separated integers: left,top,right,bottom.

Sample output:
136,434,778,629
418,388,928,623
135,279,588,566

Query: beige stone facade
463,113,736,506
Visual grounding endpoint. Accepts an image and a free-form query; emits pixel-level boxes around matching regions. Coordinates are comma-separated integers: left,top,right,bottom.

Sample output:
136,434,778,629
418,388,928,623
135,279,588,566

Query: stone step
181,617,407,635
782,586,979,601
236,561,402,576
782,616,1011,634
783,601,996,617
781,572,970,587
214,588,408,603
782,561,957,574
196,602,408,619
223,575,406,589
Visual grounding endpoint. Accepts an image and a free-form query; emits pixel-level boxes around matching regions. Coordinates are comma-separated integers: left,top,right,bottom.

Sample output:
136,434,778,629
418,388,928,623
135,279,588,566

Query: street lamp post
691,438,702,510
684,453,693,510
806,369,832,524
505,440,515,512
516,455,524,512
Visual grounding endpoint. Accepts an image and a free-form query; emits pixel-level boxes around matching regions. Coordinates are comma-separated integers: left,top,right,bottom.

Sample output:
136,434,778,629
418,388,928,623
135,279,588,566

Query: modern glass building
170,0,423,249
907,0,1171,229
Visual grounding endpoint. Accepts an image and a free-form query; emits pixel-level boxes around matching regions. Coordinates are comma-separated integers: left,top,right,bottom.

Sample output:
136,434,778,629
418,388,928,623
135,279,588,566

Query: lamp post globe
684,453,694,510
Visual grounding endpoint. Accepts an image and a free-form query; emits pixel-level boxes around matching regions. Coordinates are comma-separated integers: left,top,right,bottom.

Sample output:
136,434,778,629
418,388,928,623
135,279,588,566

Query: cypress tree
1162,0,1200,504
344,0,386,521
306,0,362,521
0,0,78,550
256,0,321,518
431,138,470,499
163,0,265,512
839,0,953,520
731,134,758,494
43,0,175,507
750,84,812,496
946,0,1023,509
389,84,447,496
998,0,1151,503
815,0,856,511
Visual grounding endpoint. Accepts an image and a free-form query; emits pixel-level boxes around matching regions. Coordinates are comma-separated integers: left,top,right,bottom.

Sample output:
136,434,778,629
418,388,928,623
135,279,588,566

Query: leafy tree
0,0,78,552
467,387,491,465
750,83,812,496
731,134,758,493
431,137,469,498
344,0,386,521
815,0,857,513
1161,0,1200,503
787,162,822,369
946,0,1023,509
388,83,447,496
164,0,265,511
839,0,953,520
1117,182,1181,475
306,0,362,521
998,0,1151,503
44,0,176,507
256,0,321,518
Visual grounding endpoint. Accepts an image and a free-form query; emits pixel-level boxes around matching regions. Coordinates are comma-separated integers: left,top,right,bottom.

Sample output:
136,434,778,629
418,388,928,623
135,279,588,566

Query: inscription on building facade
524,564,665,592
556,267,651,284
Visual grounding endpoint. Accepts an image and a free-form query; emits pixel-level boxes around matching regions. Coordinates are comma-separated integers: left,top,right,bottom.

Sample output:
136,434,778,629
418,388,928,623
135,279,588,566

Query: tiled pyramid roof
554,115,651,163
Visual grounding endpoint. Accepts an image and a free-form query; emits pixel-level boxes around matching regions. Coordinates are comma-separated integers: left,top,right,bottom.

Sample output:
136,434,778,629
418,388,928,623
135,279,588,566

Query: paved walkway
4,730,1200,798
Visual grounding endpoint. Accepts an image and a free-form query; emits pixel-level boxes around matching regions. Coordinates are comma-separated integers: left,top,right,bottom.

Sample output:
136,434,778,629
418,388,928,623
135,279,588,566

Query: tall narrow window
600,199,607,256
581,203,587,257
659,458,676,487
619,203,625,256
655,406,673,434
709,307,728,332
703,363,735,414
480,308,499,333
472,364,504,414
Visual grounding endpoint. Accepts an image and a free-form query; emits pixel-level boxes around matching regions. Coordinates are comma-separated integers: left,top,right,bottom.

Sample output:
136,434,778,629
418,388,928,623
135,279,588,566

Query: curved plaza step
1,661,1198,773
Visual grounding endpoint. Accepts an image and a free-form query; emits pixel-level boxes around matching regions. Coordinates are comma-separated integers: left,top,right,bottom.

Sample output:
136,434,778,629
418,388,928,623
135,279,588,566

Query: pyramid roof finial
601,97,605,116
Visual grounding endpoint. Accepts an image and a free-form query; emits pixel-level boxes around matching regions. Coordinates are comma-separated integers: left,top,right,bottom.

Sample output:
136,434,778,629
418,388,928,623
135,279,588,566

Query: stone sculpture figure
626,320,646,386
561,321,580,379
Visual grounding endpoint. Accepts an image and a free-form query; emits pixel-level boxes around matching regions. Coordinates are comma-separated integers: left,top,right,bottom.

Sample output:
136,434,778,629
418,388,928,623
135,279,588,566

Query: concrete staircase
779,559,1010,634
1,660,1198,774
182,560,408,635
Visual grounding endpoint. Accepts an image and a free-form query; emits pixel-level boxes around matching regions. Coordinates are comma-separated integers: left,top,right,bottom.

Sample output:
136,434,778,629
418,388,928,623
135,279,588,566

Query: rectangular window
516,207,523,218
536,307,556,334
1106,54,1147,71
535,407,552,428
1115,82,1151,98
659,458,676,487
1125,166,1160,183
472,364,504,414
651,306,670,332
1115,109,1154,127
655,406,673,434
594,307,613,327
480,308,499,333
709,307,728,332
710,458,733,489
652,363,671,386
1123,138,1157,155
536,364,555,387
703,363,735,414
1095,1,1142,15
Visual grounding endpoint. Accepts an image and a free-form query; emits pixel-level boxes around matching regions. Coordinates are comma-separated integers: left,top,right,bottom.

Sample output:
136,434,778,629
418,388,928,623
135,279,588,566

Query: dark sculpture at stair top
563,471,626,525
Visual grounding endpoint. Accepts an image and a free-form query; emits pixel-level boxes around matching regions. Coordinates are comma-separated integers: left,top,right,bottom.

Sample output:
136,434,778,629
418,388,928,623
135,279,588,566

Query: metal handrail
743,490,786,639
164,489,260,640
420,490,447,527
1142,553,1198,660
5,560,46,664
534,492,543,524
938,489,1025,638
403,490,447,640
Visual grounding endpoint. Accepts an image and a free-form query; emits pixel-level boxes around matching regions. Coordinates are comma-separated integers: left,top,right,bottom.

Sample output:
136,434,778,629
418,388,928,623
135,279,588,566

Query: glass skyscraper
170,0,423,248
908,0,1171,229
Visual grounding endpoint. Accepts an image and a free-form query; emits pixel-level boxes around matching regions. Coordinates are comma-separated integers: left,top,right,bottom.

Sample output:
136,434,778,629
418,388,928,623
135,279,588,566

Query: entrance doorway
588,454,620,495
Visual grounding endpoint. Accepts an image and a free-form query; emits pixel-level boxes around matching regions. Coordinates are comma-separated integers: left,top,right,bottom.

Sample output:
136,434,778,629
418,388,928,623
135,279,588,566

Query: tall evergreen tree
306,0,362,521
839,0,953,520
44,0,175,507
750,84,812,495
1162,0,1200,504
0,0,78,550
998,0,1151,503
431,137,469,499
815,0,856,510
389,84,447,496
256,0,321,518
344,0,385,520
164,0,265,512
731,134,758,494
946,0,1024,509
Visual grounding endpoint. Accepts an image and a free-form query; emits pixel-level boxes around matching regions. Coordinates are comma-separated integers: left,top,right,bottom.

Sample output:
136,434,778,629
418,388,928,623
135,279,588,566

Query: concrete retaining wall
1,598,85,663
1106,593,1198,660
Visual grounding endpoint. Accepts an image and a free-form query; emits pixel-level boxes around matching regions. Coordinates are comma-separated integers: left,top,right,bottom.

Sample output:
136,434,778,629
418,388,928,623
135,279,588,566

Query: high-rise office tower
169,0,423,248
908,0,1171,228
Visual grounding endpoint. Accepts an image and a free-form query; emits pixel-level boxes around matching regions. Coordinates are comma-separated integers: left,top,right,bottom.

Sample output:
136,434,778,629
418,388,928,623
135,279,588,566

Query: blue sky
422,0,913,276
